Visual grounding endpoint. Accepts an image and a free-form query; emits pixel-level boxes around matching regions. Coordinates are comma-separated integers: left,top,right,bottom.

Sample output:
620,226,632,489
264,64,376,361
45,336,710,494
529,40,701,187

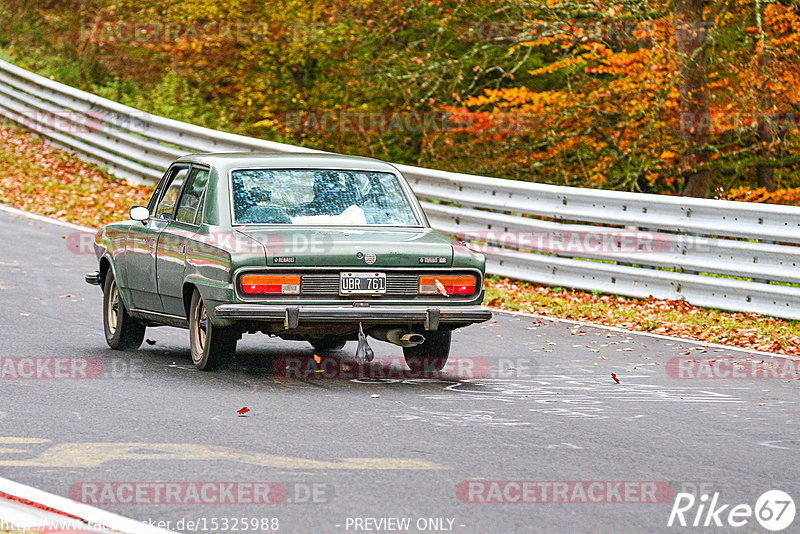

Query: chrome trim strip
214,304,493,325
129,308,189,328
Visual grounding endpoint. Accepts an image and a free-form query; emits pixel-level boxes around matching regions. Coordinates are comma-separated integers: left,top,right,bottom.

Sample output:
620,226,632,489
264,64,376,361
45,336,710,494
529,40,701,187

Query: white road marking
0,204,94,231
759,440,800,450
0,440,445,470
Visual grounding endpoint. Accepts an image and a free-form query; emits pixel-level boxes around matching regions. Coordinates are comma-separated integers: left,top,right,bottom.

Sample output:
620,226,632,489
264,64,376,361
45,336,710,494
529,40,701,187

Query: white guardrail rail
1,58,800,319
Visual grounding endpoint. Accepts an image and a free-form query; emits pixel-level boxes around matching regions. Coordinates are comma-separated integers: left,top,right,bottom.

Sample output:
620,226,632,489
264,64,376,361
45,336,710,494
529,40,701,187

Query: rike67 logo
668,490,795,531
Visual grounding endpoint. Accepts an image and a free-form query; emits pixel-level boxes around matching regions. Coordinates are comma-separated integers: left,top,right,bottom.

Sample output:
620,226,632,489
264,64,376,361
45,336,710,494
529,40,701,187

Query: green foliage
0,0,798,195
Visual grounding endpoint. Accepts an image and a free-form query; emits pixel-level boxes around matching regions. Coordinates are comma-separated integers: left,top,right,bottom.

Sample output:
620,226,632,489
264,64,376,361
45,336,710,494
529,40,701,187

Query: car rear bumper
214,304,493,330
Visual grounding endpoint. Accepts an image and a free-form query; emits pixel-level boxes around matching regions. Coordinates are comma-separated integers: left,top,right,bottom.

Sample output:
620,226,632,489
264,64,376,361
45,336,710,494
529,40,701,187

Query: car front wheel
403,330,451,375
103,270,145,350
189,290,237,371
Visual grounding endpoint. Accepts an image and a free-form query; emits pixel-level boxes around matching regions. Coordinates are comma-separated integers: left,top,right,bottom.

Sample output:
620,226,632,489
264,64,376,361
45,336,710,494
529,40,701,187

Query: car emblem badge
364,252,377,264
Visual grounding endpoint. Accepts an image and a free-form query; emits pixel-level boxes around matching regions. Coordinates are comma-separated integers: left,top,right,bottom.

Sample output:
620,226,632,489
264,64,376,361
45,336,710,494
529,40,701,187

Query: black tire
189,290,237,371
103,270,145,350
309,338,347,352
403,330,451,375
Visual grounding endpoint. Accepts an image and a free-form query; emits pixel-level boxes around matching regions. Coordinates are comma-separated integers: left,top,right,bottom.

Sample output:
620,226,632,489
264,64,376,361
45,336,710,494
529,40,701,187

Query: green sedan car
86,153,492,371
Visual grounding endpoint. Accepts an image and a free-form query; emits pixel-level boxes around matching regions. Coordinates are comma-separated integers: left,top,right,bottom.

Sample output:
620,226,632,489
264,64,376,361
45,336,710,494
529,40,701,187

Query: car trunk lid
236,227,454,267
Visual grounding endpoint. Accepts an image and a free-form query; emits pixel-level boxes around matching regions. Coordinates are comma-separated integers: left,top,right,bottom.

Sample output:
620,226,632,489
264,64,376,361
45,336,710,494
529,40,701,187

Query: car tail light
240,274,301,295
419,275,477,296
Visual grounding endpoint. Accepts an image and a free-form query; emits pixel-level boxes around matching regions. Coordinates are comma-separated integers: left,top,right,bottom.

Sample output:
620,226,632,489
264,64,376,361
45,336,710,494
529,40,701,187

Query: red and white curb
0,476,174,533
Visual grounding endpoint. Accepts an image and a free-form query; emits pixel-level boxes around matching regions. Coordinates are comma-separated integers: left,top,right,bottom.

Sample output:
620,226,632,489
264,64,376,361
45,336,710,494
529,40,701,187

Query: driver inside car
292,171,359,217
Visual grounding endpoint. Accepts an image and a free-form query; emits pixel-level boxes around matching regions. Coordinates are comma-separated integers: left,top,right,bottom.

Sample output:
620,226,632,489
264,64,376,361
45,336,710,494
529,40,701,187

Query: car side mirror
130,206,150,222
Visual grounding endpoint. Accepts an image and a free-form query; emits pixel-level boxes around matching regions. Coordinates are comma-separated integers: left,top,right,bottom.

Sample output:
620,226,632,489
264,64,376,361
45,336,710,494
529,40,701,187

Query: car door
156,166,210,316
126,165,190,313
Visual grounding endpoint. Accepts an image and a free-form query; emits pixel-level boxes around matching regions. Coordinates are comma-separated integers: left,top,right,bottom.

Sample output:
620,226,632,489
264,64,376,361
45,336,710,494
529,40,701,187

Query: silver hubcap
193,297,208,354
107,279,119,334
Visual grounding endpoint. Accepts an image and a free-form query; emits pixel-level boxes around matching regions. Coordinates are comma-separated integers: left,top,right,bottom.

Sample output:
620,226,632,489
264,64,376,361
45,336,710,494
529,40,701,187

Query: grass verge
0,122,152,227
486,277,800,355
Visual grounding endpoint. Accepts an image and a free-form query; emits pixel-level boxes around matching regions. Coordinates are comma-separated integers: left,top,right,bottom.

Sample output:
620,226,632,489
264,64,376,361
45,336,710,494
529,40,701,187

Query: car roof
175,152,400,174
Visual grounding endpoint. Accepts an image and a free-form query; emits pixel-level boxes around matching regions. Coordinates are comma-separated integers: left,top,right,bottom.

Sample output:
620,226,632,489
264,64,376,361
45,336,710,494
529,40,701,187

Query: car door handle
178,244,186,254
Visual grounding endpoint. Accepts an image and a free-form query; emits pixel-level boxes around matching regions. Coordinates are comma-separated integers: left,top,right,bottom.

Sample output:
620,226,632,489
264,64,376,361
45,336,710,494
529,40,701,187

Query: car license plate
340,272,386,295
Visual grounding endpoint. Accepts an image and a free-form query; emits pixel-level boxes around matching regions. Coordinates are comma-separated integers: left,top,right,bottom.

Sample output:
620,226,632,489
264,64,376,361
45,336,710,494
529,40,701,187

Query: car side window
175,168,210,224
147,170,173,213
154,167,189,219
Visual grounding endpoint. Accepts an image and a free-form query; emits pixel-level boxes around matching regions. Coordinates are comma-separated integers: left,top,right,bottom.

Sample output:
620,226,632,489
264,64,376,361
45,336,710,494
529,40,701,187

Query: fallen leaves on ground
0,123,153,227
486,278,800,356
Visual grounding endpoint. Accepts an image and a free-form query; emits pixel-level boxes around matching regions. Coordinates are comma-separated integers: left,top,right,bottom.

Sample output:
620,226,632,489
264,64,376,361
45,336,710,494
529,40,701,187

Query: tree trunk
755,3,776,192
674,0,711,197
756,149,776,190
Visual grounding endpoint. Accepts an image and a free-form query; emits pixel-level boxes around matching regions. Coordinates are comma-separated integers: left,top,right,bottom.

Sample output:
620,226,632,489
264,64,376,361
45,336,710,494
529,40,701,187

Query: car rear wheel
189,290,236,371
403,330,451,374
103,270,145,350
309,338,347,352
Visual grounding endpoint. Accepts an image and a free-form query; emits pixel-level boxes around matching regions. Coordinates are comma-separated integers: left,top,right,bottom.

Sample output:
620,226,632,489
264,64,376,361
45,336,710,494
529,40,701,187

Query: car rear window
231,169,420,226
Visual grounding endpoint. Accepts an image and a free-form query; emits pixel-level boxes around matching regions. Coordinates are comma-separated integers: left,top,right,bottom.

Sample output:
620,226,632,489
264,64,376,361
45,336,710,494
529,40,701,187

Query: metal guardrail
1,58,800,319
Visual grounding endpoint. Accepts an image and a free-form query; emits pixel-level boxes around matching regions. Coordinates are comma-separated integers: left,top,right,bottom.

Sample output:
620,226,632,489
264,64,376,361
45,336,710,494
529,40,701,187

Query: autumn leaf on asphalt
237,407,250,415
313,354,321,364
611,373,620,384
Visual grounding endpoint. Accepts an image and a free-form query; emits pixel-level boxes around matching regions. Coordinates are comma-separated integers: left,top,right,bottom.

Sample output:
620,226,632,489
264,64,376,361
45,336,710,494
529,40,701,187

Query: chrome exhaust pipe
399,333,425,346
370,328,426,348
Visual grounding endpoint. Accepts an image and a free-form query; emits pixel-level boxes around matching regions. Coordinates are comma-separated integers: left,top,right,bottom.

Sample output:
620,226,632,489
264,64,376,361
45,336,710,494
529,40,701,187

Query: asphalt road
0,208,798,534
